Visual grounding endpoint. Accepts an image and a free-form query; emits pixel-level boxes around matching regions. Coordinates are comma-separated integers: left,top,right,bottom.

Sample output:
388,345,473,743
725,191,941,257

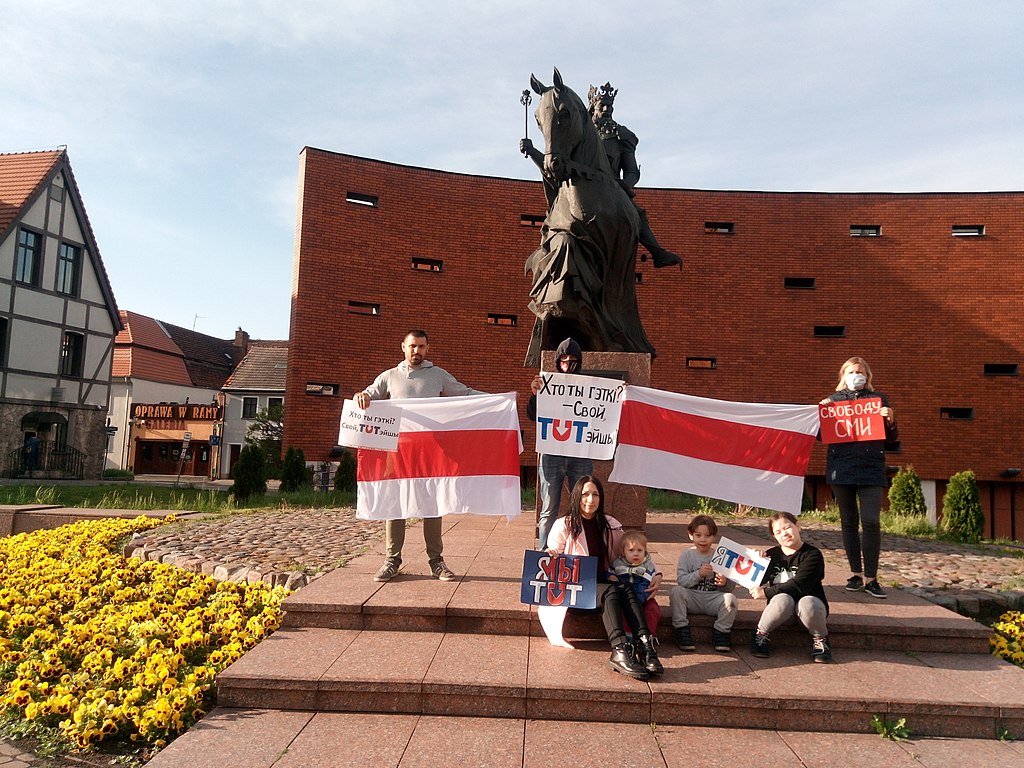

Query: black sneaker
812,635,833,663
674,625,696,652
864,580,887,599
750,632,770,658
711,629,733,653
846,575,864,592
373,559,400,582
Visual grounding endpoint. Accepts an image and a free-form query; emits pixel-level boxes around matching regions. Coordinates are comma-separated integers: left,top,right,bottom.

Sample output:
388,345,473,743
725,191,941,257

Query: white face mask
845,372,867,390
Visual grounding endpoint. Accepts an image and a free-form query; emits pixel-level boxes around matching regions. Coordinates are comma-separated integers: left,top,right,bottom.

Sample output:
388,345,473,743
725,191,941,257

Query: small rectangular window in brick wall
850,225,881,237
635,272,643,285
704,221,734,234
686,357,717,369
346,192,379,207
984,363,1018,376
940,407,973,420
784,277,816,289
306,383,339,396
952,224,985,236
520,214,545,227
348,301,380,316
412,257,443,272
487,313,517,326
813,325,845,337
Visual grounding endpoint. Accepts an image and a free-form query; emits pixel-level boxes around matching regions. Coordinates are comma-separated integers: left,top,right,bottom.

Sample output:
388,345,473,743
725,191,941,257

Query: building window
784,277,816,289
635,272,643,285
850,225,881,237
57,243,81,296
520,214,545,227
952,224,984,237
486,313,517,326
412,257,443,272
813,325,845,337
346,192,378,207
347,301,381,316
704,222,734,234
306,382,338,396
59,332,84,377
15,229,42,285
940,407,973,420
686,357,717,369
0,317,7,367
242,397,258,419
984,363,1018,376
268,397,283,410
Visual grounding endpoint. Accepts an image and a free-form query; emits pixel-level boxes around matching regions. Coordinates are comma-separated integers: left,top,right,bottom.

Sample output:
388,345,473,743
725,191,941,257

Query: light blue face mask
845,373,867,390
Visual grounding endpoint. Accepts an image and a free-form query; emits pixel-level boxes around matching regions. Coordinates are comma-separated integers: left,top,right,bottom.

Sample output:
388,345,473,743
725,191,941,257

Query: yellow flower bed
0,516,287,751
991,610,1024,668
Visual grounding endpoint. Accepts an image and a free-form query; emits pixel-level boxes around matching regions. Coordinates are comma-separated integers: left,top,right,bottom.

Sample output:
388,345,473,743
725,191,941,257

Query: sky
3,1,1022,341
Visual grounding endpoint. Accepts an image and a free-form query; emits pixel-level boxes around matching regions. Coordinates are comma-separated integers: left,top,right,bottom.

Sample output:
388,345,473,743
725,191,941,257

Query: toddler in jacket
609,530,661,635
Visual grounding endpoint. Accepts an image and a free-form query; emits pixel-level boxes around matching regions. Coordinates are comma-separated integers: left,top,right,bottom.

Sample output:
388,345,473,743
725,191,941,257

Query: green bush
888,465,927,517
941,470,984,543
230,444,267,503
333,448,357,492
101,468,134,480
279,446,310,493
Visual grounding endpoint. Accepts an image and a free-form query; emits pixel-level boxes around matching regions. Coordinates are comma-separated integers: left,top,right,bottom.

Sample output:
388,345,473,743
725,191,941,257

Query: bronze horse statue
523,68,656,367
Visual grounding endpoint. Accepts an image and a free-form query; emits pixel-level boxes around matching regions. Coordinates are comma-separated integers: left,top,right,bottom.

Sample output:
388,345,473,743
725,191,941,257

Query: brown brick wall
285,148,1024,538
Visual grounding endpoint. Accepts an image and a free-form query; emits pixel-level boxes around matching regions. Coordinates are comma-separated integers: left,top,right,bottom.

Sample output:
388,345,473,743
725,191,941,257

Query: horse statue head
530,68,610,183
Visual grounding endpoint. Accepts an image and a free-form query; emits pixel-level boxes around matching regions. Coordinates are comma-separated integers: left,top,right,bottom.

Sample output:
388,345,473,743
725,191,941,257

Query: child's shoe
711,628,733,652
812,634,833,663
673,625,696,652
637,633,664,675
750,631,770,658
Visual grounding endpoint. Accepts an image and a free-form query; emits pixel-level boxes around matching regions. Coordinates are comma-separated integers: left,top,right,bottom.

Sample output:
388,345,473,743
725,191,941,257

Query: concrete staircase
212,514,1021,740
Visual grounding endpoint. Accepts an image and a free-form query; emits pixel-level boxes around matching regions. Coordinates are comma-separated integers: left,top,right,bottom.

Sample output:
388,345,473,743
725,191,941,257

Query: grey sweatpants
669,586,738,632
756,593,828,637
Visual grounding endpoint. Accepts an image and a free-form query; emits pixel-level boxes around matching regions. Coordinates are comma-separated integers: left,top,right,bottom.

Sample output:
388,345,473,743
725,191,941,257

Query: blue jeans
537,453,593,549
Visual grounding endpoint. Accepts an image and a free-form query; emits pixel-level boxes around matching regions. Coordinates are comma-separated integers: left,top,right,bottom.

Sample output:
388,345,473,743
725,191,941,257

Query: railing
4,441,87,479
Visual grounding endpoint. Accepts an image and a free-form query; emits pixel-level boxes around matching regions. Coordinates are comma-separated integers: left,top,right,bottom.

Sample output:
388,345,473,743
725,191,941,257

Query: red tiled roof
0,150,63,246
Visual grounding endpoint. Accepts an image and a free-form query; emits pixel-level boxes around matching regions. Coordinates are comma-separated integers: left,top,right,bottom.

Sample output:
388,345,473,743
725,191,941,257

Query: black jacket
824,389,898,487
761,542,829,614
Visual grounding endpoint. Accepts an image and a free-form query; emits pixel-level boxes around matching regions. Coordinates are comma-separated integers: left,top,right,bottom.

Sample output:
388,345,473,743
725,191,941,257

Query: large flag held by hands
356,392,523,521
609,386,819,514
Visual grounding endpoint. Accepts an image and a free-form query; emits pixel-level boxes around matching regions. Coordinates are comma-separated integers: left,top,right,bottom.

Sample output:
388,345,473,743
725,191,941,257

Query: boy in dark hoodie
527,338,594,549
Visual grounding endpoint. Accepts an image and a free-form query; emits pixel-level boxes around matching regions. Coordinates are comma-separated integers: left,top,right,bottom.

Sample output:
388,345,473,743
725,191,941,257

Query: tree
888,465,927,517
280,446,311,493
941,470,984,543
231,444,267,503
246,403,284,478
334,448,357,492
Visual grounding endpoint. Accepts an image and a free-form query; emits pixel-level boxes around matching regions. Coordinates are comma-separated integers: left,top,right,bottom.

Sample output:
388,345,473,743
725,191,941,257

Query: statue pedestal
536,351,651,535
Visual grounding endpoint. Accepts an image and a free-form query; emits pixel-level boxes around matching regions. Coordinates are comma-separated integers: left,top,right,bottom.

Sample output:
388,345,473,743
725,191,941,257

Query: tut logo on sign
536,417,588,443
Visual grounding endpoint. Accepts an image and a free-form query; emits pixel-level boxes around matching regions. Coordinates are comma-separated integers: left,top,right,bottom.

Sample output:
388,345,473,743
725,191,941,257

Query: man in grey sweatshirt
354,329,485,583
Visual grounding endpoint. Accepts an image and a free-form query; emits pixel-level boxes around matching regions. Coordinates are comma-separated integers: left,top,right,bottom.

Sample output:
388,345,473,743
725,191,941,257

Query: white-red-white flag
609,386,820,514
356,392,523,520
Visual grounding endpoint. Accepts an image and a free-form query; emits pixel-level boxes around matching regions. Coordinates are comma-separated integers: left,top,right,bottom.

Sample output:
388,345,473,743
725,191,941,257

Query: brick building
285,147,1023,539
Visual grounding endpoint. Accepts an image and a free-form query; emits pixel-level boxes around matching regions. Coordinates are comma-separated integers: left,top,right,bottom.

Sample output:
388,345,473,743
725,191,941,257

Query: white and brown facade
0,150,122,479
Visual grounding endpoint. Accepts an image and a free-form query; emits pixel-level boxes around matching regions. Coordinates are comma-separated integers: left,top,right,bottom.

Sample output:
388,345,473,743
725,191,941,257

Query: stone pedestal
535,350,651,535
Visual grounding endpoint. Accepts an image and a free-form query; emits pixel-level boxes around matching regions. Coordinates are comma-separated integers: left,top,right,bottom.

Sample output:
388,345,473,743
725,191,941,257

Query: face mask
845,373,867,390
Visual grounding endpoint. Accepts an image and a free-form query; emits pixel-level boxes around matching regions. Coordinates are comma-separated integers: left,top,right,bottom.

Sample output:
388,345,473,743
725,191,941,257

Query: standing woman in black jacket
821,357,897,598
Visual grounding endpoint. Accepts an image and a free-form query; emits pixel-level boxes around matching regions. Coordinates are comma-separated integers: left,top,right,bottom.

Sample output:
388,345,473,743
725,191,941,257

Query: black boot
637,633,664,675
608,642,650,679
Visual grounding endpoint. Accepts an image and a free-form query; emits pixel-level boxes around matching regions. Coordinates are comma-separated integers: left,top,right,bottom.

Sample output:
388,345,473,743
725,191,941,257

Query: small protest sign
520,550,597,609
534,372,624,460
710,536,771,590
819,397,885,444
338,399,402,451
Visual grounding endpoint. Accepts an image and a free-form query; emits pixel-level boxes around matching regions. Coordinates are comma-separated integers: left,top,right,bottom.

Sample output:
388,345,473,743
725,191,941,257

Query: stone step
280,553,993,655
216,626,1024,739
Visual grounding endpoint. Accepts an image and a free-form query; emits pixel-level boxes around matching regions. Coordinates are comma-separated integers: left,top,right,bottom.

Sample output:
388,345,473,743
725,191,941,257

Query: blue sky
3,1,1022,341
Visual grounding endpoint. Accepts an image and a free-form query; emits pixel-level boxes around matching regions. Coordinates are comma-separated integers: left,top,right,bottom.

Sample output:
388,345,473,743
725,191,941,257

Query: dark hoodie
527,337,583,420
